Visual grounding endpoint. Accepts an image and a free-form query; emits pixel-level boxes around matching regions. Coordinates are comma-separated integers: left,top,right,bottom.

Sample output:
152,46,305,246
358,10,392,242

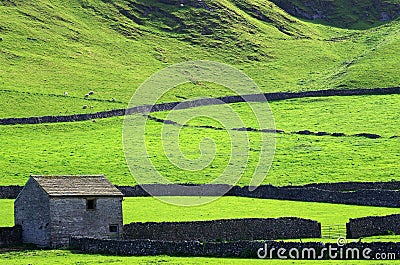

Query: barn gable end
14,177,51,247
14,175,123,248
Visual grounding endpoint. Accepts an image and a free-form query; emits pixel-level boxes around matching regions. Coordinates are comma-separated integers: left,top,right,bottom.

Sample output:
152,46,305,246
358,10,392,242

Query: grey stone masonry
0,226,22,247
347,214,400,239
14,178,51,247
14,175,123,248
50,197,123,248
123,218,321,241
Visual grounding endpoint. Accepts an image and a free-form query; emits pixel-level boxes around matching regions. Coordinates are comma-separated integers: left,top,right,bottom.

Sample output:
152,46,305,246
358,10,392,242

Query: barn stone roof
31,175,123,197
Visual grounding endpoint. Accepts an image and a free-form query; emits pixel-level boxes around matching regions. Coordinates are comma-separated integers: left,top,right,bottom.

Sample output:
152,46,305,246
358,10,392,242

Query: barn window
86,198,96,210
109,225,118,233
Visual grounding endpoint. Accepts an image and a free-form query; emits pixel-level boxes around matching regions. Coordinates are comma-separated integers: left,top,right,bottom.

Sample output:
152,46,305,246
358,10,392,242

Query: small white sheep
84,94,90,98
82,105,88,109
64,92,68,96
89,91,94,95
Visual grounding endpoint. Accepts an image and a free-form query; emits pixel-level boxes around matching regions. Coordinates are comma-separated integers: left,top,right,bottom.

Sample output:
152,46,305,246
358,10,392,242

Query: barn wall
14,178,51,247
49,196,123,248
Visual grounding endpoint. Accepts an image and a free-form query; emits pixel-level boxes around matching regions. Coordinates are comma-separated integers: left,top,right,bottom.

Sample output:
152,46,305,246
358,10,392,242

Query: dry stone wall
1,87,399,125
70,237,400,259
0,226,22,247
122,218,321,242
347,214,400,239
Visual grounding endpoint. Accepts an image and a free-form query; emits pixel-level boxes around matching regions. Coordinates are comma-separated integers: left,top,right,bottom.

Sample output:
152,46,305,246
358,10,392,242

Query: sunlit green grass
152,94,400,137
1,250,398,265
0,90,126,118
0,199,13,227
2,197,400,240
1,1,399,263
0,1,399,118
121,197,400,231
1,94,399,186
1,197,400,263
0,114,399,186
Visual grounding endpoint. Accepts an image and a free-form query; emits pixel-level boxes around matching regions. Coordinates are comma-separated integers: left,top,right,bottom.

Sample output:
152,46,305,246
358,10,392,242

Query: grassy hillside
1,1,399,263
0,0,399,118
0,1,399,186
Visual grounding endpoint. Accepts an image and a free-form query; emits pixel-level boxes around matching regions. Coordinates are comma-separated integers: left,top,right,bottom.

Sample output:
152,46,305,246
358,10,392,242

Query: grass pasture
1,116,399,186
153,94,400,137
1,94,399,186
122,197,400,238
0,90,126,119
0,0,400,263
2,250,399,265
3,197,400,240
2,196,400,263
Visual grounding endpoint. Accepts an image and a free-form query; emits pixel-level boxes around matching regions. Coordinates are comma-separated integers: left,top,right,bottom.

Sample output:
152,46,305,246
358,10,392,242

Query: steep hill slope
0,0,399,117
0,0,399,187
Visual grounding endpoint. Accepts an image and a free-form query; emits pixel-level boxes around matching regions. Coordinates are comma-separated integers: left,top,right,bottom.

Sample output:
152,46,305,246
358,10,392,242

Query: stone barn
14,175,123,248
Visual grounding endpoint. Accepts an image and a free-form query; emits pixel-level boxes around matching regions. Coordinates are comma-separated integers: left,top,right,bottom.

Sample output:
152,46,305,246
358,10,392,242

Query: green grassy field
152,94,400,137
122,197,400,239
3,197,400,240
1,116,399,186
1,250,399,265
2,196,400,263
0,90,127,118
1,94,399,186
1,0,400,263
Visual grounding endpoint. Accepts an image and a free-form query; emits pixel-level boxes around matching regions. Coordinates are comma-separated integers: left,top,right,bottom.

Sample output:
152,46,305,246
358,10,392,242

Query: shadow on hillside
268,0,400,30
300,17,399,30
